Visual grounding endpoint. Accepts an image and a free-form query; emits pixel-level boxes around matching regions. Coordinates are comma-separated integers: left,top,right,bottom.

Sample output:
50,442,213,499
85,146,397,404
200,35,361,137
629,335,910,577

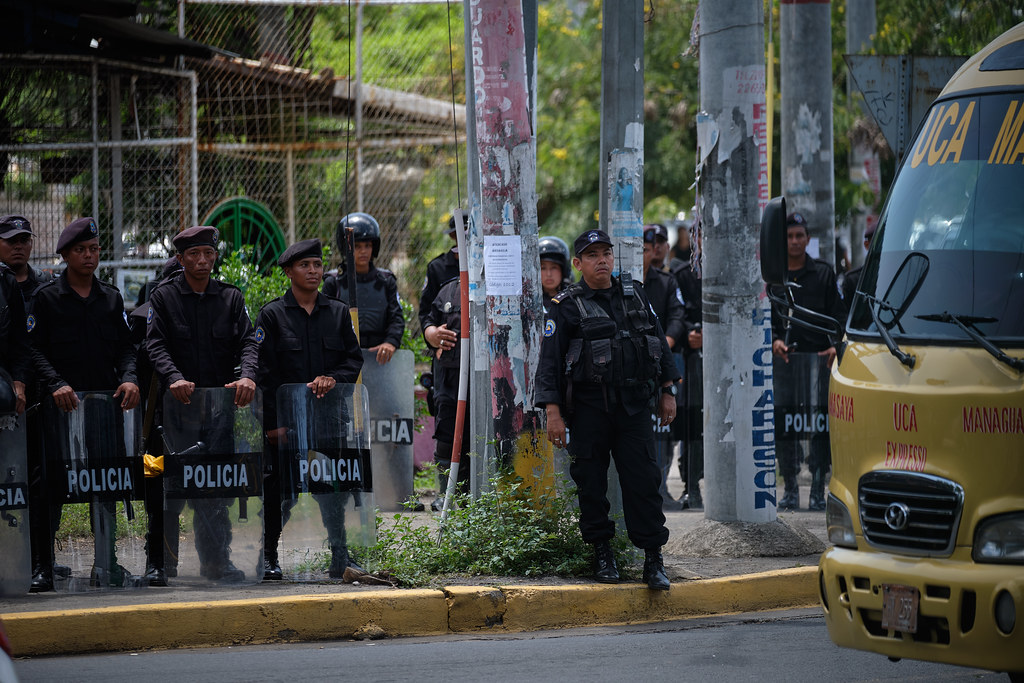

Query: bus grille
858,472,964,556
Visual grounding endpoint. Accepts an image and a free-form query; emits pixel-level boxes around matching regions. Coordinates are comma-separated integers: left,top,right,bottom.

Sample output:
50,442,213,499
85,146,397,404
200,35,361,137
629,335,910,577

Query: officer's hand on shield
657,386,677,427
370,342,396,365
772,338,790,363
52,383,79,412
169,379,196,404
545,404,567,449
226,377,256,407
306,375,336,398
115,381,140,410
13,380,25,415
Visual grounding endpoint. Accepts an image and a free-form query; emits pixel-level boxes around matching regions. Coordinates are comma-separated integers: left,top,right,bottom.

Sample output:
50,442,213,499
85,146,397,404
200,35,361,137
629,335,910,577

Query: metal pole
846,0,879,269
464,0,490,496
109,75,125,263
780,0,835,268
698,0,776,523
285,148,297,243
355,3,365,212
91,62,100,222
599,0,644,281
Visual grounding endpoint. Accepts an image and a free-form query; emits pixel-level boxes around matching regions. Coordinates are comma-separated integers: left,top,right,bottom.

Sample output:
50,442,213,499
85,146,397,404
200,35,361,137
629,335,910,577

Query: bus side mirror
760,196,787,285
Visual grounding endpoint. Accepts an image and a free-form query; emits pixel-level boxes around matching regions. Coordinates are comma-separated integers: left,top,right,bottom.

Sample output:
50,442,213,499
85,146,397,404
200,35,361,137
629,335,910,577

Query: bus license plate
881,584,919,633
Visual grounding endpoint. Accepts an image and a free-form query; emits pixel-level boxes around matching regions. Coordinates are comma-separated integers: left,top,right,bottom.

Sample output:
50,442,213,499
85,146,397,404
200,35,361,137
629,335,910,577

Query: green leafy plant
215,248,290,322
355,473,635,587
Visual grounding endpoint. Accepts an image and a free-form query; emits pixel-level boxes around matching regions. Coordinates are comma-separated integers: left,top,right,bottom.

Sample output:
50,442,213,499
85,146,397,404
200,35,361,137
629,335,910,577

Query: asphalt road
14,609,1005,683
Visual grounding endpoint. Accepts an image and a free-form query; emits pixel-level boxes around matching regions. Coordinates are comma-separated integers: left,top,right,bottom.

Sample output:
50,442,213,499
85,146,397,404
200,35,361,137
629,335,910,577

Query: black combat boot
263,551,283,581
593,541,619,584
643,548,670,591
30,563,54,593
778,482,799,511
807,470,826,511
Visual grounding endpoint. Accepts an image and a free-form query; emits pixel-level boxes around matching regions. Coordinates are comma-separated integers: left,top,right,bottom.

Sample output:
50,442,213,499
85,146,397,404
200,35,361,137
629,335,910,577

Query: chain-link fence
0,55,197,299
1,1,467,314
186,0,467,309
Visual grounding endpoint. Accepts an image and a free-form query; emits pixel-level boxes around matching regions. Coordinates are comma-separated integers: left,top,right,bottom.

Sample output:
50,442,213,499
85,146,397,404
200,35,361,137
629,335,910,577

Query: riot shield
161,388,263,585
0,413,30,596
274,383,373,581
773,351,831,508
362,349,414,511
42,392,145,591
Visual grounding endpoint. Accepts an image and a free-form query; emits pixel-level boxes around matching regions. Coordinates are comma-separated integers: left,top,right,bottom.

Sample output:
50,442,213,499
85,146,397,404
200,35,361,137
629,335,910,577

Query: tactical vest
563,281,662,388
334,270,391,347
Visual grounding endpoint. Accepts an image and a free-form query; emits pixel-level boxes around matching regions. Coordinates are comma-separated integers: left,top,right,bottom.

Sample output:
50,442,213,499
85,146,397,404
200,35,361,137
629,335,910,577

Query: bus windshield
850,92,1024,343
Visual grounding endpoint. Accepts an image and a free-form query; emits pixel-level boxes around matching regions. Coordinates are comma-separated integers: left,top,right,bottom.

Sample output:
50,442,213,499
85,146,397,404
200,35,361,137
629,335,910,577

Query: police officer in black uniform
421,274,471,511
770,212,844,511
538,235,571,310
145,225,258,581
642,225,687,510
418,213,465,510
256,238,364,580
28,217,140,590
417,214,462,335
537,229,680,591
0,215,55,591
0,224,29,415
129,256,182,587
0,215,53,306
322,213,404,365
672,223,705,509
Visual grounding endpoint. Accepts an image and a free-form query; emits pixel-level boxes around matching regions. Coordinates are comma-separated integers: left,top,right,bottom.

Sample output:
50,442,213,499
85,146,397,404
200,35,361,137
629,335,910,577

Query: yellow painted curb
4,589,448,657
3,568,819,656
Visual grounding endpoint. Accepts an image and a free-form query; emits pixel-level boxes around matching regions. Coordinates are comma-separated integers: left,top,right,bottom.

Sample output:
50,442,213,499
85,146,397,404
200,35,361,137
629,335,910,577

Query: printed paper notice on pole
484,235,522,295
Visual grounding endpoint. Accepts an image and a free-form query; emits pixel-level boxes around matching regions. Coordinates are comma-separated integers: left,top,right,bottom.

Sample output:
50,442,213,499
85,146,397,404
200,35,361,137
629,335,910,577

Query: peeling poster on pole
484,235,522,295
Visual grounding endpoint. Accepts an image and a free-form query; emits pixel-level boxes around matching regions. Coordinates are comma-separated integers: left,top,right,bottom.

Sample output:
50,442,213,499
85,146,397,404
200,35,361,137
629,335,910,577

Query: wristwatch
660,384,677,396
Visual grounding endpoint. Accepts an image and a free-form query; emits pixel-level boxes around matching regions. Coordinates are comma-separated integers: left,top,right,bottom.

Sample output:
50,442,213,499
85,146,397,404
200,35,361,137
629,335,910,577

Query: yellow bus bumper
819,547,1024,673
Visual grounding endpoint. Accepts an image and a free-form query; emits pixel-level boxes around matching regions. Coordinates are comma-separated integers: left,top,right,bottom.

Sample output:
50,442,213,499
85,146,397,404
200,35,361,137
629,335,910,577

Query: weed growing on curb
357,474,634,586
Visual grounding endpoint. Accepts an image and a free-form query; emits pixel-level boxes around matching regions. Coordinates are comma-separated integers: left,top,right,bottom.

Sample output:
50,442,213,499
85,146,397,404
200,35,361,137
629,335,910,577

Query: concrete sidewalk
0,504,828,657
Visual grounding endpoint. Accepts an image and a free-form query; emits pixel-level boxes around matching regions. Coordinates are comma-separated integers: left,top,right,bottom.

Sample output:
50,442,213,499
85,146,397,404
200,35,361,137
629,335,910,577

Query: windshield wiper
863,294,916,368
917,312,1024,372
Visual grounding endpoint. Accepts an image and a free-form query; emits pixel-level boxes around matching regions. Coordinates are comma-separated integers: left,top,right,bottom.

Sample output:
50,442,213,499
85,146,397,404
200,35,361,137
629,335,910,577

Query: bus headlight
973,513,1024,563
826,494,857,548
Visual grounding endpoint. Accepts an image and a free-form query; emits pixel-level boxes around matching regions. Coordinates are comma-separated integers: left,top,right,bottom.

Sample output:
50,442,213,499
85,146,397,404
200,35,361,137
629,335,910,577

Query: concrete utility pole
465,0,542,469
846,0,880,269
599,0,644,280
780,0,835,268
697,0,776,522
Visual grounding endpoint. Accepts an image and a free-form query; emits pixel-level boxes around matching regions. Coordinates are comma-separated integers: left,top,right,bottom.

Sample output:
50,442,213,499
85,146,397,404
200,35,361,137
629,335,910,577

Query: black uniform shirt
28,272,136,393
643,266,687,349
536,277,680,416
145,273,258,388
255,290,363,395
672,261,703,357
418,249,459,333
420,277,461,405
0,266,29,384
770,257,845,353
322,266,404,349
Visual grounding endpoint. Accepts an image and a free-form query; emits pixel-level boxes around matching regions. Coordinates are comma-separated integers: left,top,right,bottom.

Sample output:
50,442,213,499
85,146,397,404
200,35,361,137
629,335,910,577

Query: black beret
278,238,322,267
573,228,613,256
172,225,219,252
55,217,99,253
0,214,32,239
